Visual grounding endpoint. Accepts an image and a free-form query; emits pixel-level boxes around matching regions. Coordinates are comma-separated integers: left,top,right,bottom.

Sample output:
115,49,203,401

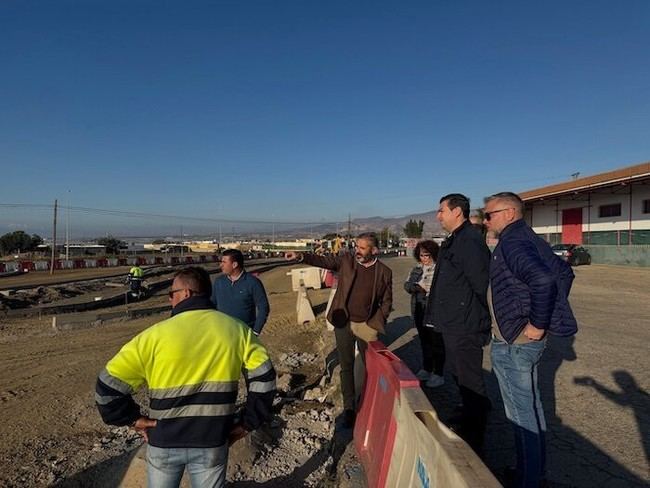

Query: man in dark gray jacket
424,193,492,456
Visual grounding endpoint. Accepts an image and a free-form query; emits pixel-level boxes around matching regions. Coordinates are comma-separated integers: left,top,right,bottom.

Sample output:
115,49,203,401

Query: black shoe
343,409,356,429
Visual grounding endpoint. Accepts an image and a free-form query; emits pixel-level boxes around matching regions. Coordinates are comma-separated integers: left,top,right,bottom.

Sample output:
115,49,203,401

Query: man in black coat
424,193,492,455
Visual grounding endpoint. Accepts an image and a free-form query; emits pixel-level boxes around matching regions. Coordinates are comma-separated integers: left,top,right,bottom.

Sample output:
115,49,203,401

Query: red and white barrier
354,342,420,487
354,341,501,488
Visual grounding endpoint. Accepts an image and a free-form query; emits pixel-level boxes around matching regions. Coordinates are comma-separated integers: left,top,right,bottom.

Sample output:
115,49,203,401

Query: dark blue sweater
212,272,270,334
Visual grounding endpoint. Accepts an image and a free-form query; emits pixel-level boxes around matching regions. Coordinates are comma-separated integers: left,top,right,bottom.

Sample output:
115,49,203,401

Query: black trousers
442,331,492,455
413,300,445,375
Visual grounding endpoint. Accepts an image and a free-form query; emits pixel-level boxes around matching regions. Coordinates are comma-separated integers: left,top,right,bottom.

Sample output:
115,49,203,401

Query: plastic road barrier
355,341,501,488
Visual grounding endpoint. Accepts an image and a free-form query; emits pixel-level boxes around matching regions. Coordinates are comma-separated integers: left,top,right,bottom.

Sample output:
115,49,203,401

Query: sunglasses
168,288,198,299
484,208,513,221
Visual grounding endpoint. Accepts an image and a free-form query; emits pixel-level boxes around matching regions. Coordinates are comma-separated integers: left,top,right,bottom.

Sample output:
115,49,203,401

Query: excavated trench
0,260,286,318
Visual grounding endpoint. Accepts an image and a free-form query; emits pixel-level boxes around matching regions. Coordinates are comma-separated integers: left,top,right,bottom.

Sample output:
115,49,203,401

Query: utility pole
50,199,57,275
65,190,70,260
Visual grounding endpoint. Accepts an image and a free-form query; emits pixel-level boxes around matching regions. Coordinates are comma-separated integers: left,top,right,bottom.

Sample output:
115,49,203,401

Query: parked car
551,244,591,266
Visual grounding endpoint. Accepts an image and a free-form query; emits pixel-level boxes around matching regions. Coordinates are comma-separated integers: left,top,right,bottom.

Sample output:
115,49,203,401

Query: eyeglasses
484,208,513,221
168,288,197,299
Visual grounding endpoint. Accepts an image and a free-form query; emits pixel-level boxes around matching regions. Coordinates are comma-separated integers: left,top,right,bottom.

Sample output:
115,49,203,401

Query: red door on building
562,208,583,244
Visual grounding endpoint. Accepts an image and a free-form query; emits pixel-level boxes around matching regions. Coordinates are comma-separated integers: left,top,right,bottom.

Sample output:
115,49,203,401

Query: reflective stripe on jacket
95,296,276,448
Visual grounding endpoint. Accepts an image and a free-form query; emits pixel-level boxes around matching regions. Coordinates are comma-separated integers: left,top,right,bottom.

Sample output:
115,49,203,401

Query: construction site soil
0,259,648,487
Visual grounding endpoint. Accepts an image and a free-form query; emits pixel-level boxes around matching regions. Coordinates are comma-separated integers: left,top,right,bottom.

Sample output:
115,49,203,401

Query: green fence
584,245,650,267
584,230,650,245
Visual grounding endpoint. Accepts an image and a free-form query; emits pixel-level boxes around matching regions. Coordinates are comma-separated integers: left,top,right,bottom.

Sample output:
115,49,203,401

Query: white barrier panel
107,258,118,267
146,257,156,265
34,261,49,271
61,260,74,269
85,259,97,268
5,262,19,272
288,267,322,291
386,388,501,488
127,258,138,266
296,283,316,324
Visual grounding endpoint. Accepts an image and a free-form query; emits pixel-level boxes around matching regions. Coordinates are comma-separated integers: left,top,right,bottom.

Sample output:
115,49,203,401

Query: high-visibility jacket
95,295,276,448
129,266,143,278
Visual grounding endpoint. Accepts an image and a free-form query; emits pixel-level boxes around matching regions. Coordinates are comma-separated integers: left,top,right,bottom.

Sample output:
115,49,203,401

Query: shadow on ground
53,447,140,488
384,316,649,487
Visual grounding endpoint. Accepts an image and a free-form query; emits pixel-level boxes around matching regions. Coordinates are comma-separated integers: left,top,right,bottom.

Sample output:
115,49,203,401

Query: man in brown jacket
285,232,392,428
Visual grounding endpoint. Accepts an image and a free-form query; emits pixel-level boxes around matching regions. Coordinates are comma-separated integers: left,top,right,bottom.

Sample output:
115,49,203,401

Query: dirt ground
1,259,648,487
0,264,345,487
386,259,650,488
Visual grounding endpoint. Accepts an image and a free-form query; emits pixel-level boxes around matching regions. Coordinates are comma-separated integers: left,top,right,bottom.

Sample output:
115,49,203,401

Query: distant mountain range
287,209,444,238
65,210,447,241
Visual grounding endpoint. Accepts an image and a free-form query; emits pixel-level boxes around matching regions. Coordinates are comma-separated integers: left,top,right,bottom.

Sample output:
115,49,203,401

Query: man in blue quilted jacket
484,192,577,488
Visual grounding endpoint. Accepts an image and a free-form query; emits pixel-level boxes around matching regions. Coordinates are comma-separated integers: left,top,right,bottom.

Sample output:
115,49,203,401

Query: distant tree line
403,219,424,238
0,231,44,256
96,236,126,254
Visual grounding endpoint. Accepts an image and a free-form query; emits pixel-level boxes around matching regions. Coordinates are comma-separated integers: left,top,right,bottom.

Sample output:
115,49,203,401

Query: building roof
520,161,650,202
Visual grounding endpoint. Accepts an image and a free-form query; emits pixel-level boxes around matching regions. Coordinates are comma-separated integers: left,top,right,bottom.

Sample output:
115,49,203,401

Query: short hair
414,240,440,262
484,191,524,216
440,193,470,219
222,249,244,268
173,266,212,296
356,232,379,248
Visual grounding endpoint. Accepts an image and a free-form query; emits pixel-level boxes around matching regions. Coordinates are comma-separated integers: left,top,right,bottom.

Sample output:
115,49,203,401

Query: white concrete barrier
296,283,316,324
287,267,322,291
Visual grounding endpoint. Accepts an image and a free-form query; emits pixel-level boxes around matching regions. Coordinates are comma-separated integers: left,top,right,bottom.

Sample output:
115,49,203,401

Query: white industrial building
520,162,650,246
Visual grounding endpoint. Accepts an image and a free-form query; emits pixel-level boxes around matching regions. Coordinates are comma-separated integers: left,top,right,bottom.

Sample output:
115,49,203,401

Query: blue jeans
147,444,228,488
491,336,547,488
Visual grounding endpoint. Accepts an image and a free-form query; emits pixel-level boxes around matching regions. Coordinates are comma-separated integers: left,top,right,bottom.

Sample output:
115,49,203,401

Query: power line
0,203,343,226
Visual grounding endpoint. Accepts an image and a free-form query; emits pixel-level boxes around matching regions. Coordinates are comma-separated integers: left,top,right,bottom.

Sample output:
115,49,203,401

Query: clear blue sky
1,1,649,236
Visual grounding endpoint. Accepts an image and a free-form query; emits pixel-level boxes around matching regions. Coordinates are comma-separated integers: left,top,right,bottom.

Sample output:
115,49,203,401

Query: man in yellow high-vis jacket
96,266,276,488
129,264,144,279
